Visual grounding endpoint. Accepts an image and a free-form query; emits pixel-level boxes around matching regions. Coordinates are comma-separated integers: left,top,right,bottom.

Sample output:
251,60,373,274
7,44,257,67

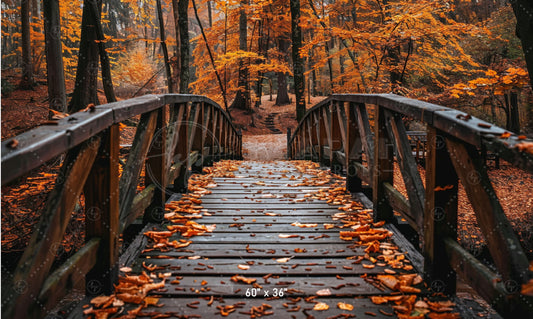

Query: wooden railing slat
118,110,158,227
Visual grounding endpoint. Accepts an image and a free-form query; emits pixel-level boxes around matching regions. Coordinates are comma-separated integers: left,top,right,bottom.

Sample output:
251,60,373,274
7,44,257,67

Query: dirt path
242,134,287,160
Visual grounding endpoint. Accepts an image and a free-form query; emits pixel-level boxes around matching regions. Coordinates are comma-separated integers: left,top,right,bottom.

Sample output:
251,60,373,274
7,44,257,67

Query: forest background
1,0,533,137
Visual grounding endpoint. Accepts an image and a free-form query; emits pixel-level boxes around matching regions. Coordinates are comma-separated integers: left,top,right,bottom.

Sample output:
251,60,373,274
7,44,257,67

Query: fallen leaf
313,302,329,311
316,288,331,296
238,264,250,270
337,302,354,311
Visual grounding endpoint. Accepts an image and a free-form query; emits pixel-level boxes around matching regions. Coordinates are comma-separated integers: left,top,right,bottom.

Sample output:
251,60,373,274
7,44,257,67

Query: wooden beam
355,103,374,173
119,111,157,227
446,138,530,285
444,238,533,316
121,184,156,232
384,110,425,231
171,103,189,193
346,102,363,192
85,125,120,295
424,128,458,294
383,182,416,229
38,239,100,312
372,106,394,223
2,137,100,319
144,105,168,223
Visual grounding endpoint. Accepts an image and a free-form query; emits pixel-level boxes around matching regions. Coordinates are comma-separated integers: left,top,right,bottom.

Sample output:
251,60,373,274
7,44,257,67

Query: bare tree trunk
156,0,173,93
178,0,189,93
19,0,35,89
69,0,101,112
275,38,290,106
230,0,250,110
43,0,66,114
172,0,181,92
510,0,533,90
290,0,306,121
207,0,213,28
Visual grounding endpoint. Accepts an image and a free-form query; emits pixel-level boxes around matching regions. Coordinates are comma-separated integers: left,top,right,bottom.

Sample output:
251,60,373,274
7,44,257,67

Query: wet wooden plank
132,257,396,276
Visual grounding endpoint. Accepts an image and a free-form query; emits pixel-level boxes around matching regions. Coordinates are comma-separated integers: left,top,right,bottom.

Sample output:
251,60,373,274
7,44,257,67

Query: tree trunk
275,39,290,106
19,0,35,89
207,0,213,28
510,0,533,90
172,0,181,92
69,0,101,112
230,0,250,110
156,0,173,93
509,91,520,133
178,0,190,93
290,0,306,121
43,0,67,114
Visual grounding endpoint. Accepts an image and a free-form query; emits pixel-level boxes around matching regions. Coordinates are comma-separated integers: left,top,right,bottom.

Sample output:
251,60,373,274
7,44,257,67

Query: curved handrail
2,94,240,185
288,93,533,317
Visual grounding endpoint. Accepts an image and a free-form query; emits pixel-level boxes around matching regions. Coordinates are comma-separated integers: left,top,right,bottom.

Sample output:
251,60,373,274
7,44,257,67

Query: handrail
1,94,241,318
288,93,533,317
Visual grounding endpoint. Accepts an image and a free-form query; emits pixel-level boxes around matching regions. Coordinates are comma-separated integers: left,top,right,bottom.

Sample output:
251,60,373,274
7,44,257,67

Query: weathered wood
372,106,394,223
384,109,424,231
119,110,157,226
346,102,362,192
85,125,120,296
2,137,100,319
423,128,458,294
353,161,371,186
144,106,168,223
171,103,189,192
446,138,530,285
121,184,156,232
38,239,100,312
444,238,533,316
383,182,413,226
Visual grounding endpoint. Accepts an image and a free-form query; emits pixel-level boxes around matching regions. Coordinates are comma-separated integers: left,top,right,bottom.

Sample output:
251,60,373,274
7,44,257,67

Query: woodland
1,0,533,134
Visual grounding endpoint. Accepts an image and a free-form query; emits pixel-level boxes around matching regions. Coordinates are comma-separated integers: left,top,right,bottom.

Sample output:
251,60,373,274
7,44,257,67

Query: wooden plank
372,106,394,223
423,128,458,294
1,137,101,319
147,232,348,244
353,162,371,186
118,110,158,227
382,183,415,228
132,257,393,276
142,243,366,258
38,239,100,312
446,138,530,285
171,103,189,192
136,275,385,297
199,203,340,209
85,125,120,295
129,297,398,319
384,110,425,231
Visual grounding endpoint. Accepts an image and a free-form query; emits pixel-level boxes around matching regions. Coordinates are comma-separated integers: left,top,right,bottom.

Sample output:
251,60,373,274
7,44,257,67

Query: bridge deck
77,161,466,318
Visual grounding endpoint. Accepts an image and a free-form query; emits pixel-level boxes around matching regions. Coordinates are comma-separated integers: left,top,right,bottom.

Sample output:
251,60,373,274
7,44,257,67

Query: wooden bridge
1,94,532,318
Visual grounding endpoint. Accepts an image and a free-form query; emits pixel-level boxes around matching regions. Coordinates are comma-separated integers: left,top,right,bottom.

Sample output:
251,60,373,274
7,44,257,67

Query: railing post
287,128,292,159
346,102,363,193
85,124,120,295
189,102,204,173
424,127,458,295
330,101,343,174
372,105,394,223
144,106,168,223
172,103,189,193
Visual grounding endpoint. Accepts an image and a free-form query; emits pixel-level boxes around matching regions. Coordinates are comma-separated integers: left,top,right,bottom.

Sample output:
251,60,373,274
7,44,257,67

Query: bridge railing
288,93,532,317
1,94,241,318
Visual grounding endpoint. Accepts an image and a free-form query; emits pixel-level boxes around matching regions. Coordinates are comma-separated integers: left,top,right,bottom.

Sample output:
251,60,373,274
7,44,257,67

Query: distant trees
19,0,34,89
43,0,66,113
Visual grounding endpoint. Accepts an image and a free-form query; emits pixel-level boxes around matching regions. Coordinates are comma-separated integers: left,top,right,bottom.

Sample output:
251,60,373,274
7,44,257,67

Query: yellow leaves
337,302,354,311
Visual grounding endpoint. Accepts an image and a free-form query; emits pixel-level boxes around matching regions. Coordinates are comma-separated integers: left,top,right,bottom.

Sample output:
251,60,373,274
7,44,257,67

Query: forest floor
1,79,532,281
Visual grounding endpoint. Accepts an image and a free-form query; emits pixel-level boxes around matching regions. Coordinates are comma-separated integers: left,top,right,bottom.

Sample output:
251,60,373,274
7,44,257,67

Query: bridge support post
85,125,120,295
346,102,362,193
172,103,189,193
424,127,458,295
144,106,168,224
372,106,394,223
